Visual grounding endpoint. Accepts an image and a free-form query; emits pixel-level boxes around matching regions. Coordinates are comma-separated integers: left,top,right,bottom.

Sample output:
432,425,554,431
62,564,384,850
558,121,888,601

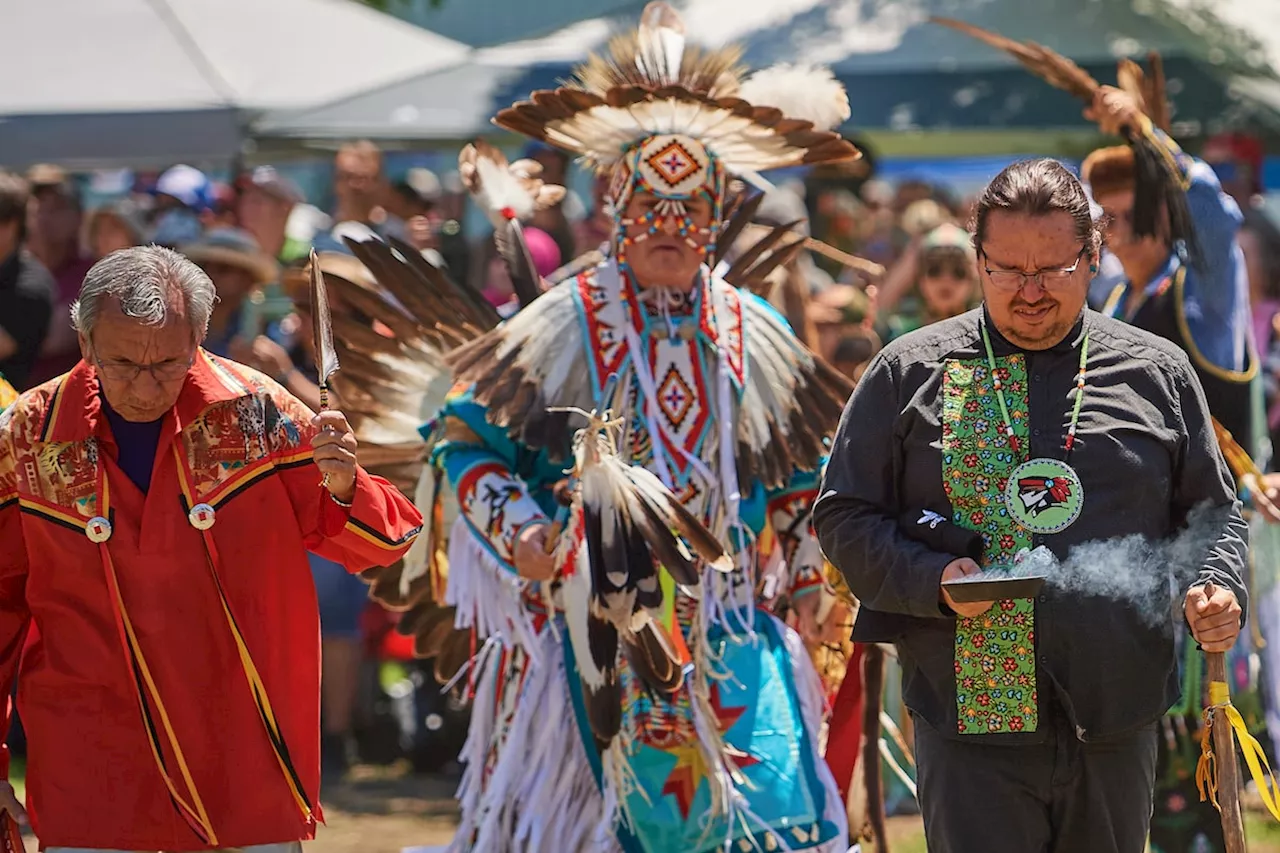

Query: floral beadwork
943,358,1038,735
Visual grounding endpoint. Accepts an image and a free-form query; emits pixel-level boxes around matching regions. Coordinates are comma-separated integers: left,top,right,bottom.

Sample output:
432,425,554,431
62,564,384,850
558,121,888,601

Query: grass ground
11,759,1280,852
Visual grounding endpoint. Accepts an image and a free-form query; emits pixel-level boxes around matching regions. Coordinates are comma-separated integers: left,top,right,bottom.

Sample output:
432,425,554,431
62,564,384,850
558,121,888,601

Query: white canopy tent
0,0,470,169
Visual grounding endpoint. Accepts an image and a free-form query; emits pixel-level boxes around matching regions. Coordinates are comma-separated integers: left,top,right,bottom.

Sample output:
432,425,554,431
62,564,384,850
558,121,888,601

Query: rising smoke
984,503,1240,627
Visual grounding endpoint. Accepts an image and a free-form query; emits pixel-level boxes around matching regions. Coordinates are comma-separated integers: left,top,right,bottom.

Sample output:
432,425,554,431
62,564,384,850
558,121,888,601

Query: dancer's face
620,190,715,292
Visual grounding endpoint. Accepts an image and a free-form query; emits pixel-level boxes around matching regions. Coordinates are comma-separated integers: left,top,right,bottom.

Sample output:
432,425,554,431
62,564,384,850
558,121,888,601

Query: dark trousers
915,712,1159,853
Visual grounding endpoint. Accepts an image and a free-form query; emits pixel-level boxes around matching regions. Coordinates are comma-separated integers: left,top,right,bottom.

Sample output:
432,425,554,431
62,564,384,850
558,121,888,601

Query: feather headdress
493,2,860,176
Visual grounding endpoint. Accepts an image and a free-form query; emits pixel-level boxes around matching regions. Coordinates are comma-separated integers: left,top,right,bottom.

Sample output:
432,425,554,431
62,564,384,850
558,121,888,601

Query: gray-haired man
0,246,421,851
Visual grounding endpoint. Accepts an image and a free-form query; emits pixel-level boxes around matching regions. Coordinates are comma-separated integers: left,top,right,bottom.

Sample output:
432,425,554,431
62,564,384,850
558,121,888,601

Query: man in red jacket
0,245,422,852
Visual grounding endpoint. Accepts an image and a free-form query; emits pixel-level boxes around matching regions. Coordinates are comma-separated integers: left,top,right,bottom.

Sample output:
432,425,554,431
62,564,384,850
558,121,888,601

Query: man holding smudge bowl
814,158,1246,853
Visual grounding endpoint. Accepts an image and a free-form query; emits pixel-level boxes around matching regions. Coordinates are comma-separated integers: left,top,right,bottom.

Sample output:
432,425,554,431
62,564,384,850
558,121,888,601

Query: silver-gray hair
71,245,215,340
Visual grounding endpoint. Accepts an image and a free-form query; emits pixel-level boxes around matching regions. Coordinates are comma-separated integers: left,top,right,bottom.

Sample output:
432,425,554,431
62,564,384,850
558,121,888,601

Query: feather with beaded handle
309,249,340,406
308,249,340,489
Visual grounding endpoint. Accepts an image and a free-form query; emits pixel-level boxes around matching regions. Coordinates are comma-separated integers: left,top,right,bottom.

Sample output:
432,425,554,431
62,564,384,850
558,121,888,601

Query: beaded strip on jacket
980,319,1091,456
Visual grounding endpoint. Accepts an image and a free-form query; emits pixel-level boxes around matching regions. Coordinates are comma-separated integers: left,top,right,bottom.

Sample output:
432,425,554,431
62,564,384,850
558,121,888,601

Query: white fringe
451,629,620,853
445,516,542,660
781,615,852,851
448,642,499,853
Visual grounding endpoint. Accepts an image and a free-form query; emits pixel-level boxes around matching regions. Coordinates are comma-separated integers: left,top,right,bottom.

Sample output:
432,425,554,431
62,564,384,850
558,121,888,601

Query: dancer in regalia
438,11,861,850
331,4,862,850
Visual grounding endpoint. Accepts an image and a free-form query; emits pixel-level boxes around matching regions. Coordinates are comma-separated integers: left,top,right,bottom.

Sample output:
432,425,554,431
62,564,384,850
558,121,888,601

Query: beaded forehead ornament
611,134,725,263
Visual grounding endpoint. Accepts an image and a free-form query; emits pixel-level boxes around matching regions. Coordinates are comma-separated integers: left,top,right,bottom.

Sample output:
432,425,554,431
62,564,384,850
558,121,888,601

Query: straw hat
180,228,280,284
280,251,376,306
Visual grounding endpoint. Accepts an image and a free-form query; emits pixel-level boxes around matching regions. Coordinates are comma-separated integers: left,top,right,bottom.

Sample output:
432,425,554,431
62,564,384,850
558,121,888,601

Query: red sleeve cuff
318,482,357,537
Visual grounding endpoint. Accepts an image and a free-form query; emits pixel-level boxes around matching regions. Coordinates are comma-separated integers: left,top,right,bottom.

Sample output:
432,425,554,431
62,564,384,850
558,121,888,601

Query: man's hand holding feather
312,410,358,504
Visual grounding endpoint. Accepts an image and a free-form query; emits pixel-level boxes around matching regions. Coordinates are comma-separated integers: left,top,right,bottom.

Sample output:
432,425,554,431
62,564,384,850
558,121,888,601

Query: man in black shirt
815,159,1246,853
0,171,55,390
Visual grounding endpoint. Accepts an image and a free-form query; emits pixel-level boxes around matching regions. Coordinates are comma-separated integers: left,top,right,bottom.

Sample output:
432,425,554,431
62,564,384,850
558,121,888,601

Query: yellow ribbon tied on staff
1196,680,1280,822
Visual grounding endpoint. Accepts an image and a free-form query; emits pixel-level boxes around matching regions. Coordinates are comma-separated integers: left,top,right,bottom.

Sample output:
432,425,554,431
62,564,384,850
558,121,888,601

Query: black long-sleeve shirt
814,307,1247,742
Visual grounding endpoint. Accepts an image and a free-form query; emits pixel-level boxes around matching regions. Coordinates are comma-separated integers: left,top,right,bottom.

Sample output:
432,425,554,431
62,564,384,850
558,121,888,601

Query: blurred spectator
86,202,145,260
26,166,95,384
522,142,579,267
893,178,935,214
0,171,55,390
384,168,449,267
478,226,561,317
831,328,882,384
150,164,212,247
899,198,952,243
236,165,307,263
312,140,387,255
1202,133,1280,352
205,181,240,230
180,228,280,357
1203,132,1265,207
285,203,334,257
878,222,979,341
812,187,872,276
808,283,873,365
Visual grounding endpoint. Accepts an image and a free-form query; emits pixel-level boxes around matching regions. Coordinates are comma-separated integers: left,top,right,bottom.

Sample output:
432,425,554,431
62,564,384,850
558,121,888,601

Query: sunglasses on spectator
924,262,970,280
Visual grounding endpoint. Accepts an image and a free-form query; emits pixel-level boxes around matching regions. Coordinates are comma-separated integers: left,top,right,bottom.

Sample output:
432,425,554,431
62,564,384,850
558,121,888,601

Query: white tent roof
0,0,470,167
0,0,469,114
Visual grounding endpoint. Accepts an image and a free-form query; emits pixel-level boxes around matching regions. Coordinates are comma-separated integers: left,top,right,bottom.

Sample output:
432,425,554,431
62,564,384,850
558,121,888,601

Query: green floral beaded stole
942,357,1039,735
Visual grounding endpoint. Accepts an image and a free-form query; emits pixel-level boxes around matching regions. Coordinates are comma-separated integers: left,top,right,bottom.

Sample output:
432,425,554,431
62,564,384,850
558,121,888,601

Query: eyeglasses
981,248,1086,291
92,353,194,383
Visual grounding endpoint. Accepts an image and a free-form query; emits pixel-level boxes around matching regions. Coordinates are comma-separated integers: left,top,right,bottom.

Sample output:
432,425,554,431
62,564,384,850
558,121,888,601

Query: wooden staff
1212,417,1280,520
1199,579,1248,852
1204,646,1248,853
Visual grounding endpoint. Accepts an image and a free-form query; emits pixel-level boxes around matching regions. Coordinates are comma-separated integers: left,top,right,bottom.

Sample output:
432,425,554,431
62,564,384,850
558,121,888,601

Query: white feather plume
459,141,566,229
737,64,852,131
636,1,685,86
475,155,535,226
